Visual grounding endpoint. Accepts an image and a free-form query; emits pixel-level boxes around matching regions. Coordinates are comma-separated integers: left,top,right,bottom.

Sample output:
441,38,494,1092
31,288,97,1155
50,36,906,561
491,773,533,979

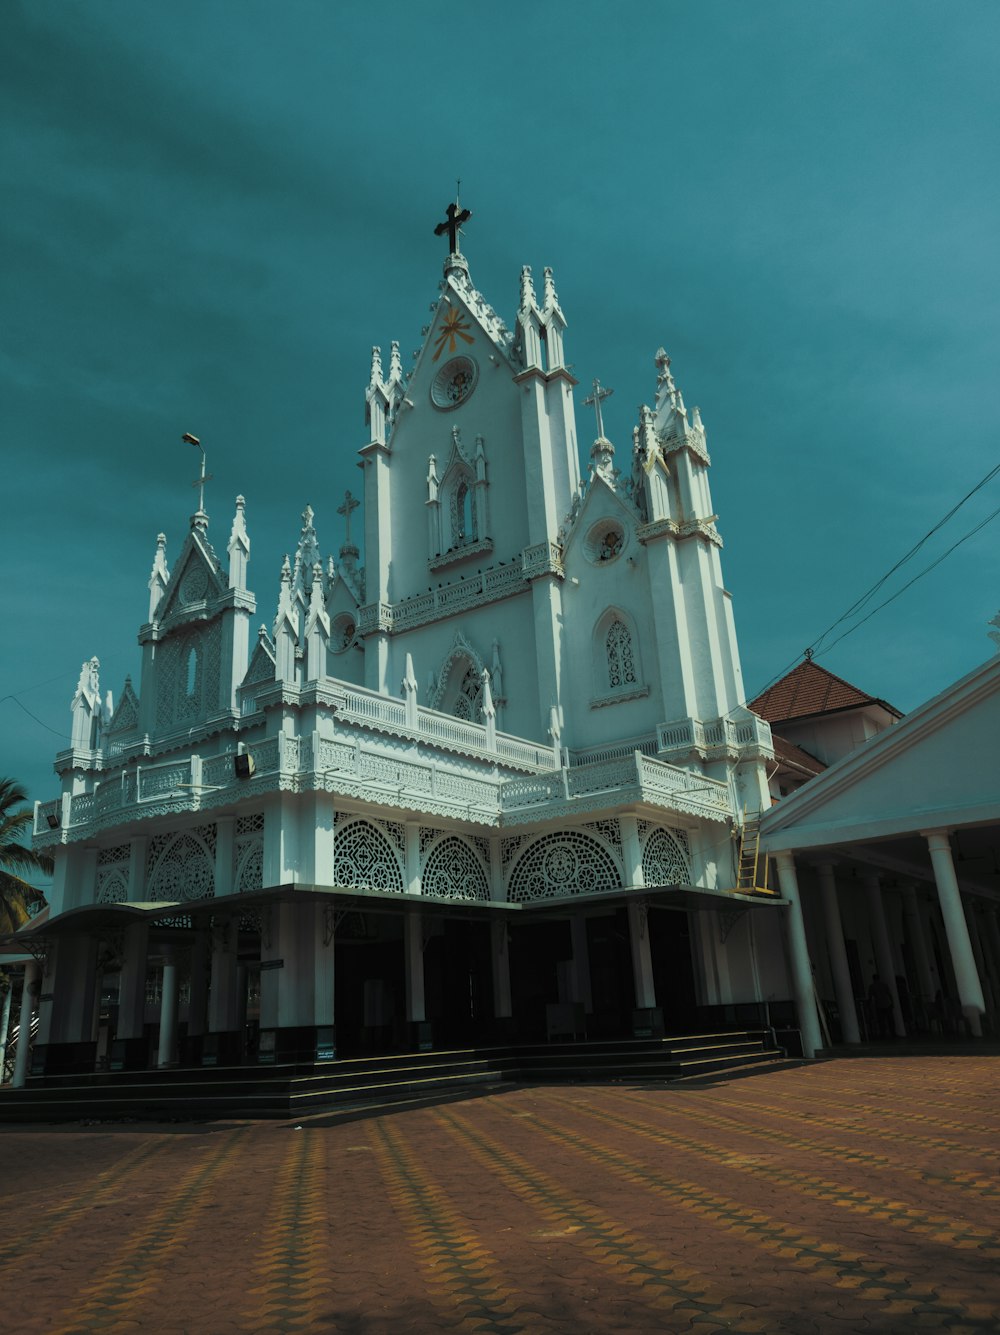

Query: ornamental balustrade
361,561,529,637
501,751,732,821
657,713,773,758
568,735,660,767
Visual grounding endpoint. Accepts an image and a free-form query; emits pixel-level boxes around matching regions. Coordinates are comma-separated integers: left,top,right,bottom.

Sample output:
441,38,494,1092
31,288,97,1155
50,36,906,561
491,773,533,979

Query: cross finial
434,197,472,255
337,489,360,547
583,379,614,440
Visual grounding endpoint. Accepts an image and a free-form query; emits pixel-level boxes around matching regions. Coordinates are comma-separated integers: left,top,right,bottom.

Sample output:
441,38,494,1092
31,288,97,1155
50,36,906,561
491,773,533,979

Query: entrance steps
0,1030,786,1124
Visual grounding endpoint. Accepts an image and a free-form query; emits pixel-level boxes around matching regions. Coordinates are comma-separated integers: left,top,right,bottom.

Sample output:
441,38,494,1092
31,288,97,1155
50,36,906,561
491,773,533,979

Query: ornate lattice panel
641,827,691,887
584,818,622,859
154,622,223,732
453,664,483,721
146,829,216,902
235,811,264,895
235,840,263,894
334,819,404,893
97,871,129,904
501,836,524,875
419,826,441,855
508,831,622,903
422,836,490,902
606,620,637,689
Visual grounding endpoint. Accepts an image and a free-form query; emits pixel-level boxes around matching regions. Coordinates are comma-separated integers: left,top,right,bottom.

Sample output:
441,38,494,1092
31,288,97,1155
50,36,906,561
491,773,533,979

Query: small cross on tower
434,197,472,255
337,489,360,550
583,379,614,439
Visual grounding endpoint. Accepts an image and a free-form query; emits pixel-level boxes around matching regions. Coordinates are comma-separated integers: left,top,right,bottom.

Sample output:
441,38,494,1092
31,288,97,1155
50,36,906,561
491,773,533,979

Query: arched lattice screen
508,830,621,903
146,831,215,902
334,819,404,893
422,836,490,901
641,828,690,887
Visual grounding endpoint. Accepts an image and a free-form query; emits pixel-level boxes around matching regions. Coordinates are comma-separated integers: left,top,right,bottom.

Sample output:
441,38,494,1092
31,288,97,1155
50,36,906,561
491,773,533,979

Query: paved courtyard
1,1056,999,1333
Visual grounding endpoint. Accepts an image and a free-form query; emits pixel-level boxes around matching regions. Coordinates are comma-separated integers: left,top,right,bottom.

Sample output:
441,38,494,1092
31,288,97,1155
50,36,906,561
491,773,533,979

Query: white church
12,205,1000,1086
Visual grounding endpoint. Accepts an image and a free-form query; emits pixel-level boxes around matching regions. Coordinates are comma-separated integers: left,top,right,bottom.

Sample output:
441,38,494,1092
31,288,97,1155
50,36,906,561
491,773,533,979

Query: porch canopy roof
759,654,1000,899
4,880,779,947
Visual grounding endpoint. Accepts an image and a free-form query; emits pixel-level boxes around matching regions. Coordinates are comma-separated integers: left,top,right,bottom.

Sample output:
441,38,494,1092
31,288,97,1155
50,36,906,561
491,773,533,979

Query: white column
157,952,179,1068
0,983,12,1084
627,898,656,1010
405,913,426,1024
116,923,149,1042
491,920,512,1018
864,874,907,1038
924,831,985,1035
186,932,210,1040
314,902,335,1028
208,919,239,1033
964,899,997,1020
902,886,937,1012
774,852,822,1059
11,960,40,1088
569,915,593,1013
815,863,861,1044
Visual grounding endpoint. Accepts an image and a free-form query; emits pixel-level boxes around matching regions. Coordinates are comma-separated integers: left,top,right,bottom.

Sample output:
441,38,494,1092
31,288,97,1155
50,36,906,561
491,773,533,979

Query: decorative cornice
521,541,565,581
590,685,650,710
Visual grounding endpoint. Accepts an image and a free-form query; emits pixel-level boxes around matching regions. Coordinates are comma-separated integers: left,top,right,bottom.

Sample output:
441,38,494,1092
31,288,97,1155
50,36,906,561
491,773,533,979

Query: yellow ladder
735,813,773,895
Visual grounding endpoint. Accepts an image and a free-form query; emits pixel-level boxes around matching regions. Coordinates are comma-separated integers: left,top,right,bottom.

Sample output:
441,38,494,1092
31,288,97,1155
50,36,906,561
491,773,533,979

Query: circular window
331,614,356,654
584,519,626,565
430,356,478,410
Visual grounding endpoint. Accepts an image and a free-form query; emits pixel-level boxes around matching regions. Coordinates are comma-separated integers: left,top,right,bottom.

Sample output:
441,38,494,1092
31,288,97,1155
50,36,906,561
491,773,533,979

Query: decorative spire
148,532,170,621
292,505,322,598
369,345,383,389
388,340,403,383
653,347,687,436
70,657,103,750
519,265,537,313
542,266,559,310
402,652,419,728
227,495,250,591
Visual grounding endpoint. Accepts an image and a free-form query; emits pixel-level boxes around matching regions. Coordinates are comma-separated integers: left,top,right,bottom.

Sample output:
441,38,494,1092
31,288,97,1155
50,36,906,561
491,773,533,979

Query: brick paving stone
2,1058,1000,1331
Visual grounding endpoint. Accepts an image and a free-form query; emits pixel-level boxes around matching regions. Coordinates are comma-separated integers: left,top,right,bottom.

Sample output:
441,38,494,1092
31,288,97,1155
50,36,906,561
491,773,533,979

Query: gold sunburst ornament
432,308,475,362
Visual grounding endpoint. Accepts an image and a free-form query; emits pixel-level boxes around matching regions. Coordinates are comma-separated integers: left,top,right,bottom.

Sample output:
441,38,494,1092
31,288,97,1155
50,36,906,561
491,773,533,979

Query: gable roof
751,658,901,724
760,653,1000,851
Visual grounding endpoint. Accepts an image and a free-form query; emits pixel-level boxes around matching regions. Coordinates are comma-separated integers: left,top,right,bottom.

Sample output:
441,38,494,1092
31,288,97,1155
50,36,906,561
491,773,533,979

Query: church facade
23,221,811,1076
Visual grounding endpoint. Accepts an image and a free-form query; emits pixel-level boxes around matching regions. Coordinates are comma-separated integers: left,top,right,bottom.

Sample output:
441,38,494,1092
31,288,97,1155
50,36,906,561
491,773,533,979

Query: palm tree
0,778,53,934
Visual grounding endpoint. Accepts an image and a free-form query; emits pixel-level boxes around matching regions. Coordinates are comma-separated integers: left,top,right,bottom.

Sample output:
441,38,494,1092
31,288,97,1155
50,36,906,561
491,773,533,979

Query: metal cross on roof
337,489,360,546
583,379,614,439
434,198,472,254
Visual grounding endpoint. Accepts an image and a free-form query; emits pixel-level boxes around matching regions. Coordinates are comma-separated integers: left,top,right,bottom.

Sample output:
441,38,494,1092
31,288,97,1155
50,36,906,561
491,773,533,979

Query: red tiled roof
771,733,826,775
750,658,901,725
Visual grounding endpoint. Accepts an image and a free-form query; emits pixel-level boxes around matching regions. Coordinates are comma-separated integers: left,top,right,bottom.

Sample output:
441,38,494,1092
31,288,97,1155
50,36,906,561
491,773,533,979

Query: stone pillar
186,931,210,1040
405,913,426,1024
924,831,985,1035
627,899,656,1010
815,863,860,1044
11,960,40,1088
116,923,149,1042
774,852,822,1059
0,983,12,1084
569,915,593,1013
491,920,512,1019
902,885,937,1015
864,874,906,1038
157,951,179,1068
208,919,239,1034
314,902,336,1029
964,899,997,1022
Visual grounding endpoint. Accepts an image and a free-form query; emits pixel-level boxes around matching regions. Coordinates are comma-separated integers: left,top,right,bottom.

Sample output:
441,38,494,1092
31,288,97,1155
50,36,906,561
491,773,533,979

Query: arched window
453,663,483,721
606,619,637,690
450,474,476,547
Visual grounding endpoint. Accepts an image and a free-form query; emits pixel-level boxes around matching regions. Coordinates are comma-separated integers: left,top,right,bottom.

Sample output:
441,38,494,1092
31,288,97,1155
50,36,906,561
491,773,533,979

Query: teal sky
3,1,1000,807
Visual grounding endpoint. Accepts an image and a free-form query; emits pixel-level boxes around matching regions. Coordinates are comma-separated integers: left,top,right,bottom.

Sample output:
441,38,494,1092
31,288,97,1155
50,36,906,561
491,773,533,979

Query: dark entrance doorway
649,906,697,1031
508,918,572,1042
424,918,495,1046
334,912,406,1056
586,909,633,1038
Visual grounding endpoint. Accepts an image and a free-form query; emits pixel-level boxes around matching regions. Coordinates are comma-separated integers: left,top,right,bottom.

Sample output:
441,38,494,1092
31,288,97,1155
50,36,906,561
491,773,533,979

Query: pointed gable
751,658,901,724
155,528,228,630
